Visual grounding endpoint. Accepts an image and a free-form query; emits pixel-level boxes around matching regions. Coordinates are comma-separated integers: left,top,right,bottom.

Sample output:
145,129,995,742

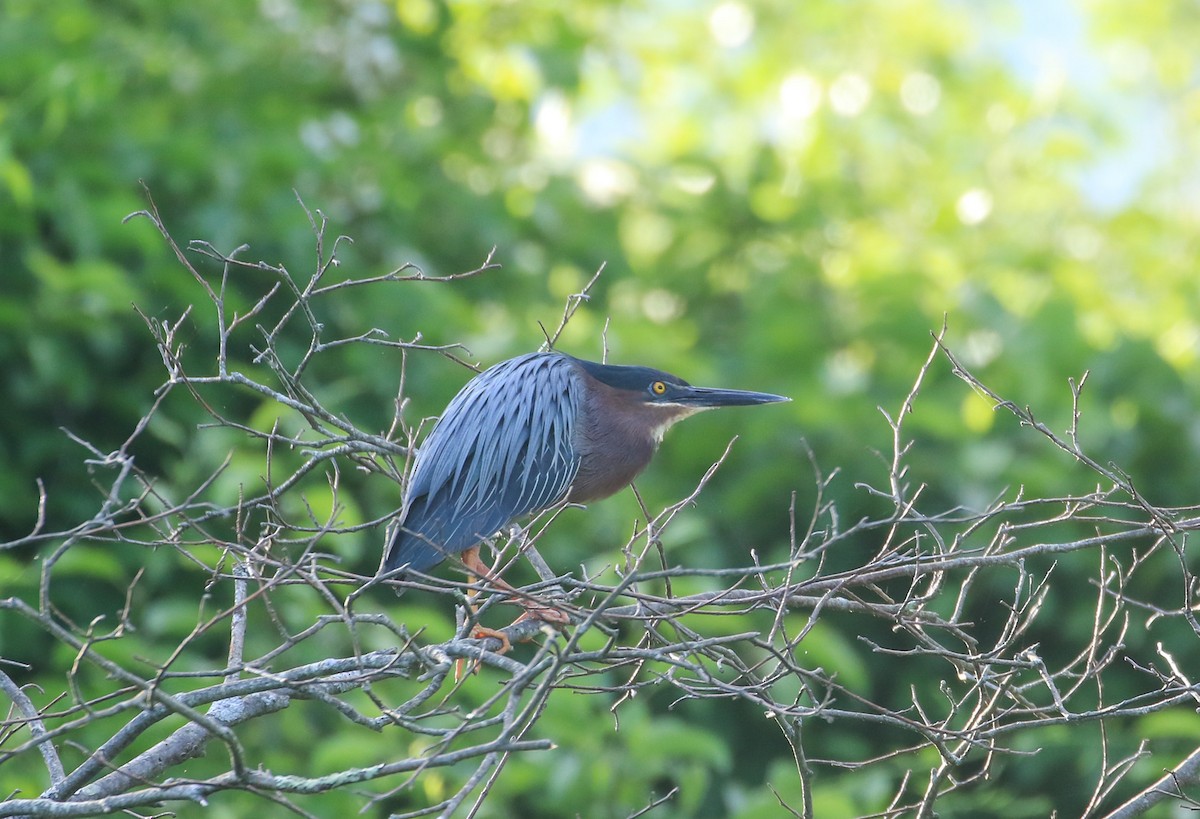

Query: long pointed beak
672,385,791,408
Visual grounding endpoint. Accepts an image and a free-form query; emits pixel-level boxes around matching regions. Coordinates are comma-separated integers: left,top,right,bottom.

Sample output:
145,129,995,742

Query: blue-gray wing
383,353,582,574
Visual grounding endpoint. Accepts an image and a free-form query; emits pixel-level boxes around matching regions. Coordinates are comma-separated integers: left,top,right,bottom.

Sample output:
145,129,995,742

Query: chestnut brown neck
566,369,697,502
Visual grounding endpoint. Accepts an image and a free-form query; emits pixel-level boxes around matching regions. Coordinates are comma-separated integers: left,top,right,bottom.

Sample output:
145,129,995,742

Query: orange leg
455,545,572,677
453,547,506,679
460,545,571,626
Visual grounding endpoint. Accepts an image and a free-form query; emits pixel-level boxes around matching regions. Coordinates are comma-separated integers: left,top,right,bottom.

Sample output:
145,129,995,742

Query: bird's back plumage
383,353,584,574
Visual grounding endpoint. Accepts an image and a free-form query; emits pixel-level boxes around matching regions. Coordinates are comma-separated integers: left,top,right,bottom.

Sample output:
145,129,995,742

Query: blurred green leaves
3,0,1200,816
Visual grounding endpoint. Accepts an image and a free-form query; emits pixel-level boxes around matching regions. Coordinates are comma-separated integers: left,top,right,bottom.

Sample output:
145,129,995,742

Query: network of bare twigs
3,193,1200,818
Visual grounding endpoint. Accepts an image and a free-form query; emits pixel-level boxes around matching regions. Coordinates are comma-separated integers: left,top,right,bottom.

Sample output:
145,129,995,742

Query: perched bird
382,351,789,622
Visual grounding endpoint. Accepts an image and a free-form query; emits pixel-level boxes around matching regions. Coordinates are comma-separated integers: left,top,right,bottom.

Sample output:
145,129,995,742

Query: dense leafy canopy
3,1,1199,816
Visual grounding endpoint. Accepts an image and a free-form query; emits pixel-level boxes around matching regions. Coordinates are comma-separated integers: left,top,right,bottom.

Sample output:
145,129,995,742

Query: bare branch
8,198,1200,818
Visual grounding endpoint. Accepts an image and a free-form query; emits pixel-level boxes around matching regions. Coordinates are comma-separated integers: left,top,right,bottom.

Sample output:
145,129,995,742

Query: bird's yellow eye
651,381,667,396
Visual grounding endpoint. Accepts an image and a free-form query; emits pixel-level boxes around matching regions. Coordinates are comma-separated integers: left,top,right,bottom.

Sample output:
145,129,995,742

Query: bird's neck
568,388,664,503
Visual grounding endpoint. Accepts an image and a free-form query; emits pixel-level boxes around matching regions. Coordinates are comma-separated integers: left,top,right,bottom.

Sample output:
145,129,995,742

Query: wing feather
383,353,582,573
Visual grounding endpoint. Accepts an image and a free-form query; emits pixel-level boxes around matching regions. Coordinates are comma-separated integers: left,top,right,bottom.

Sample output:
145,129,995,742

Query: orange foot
471,624,512,654
455,609,570,679
455,625,512,680
512,602,571,626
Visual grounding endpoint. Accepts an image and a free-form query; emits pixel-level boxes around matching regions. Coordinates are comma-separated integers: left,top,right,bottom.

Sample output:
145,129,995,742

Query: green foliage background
2,0,1199,816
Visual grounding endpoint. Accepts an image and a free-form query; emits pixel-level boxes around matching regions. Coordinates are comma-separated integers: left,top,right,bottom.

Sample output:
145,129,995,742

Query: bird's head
574,357,790,442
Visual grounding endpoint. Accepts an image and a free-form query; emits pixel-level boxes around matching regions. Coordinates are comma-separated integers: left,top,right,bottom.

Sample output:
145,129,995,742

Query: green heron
382,351,789,625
